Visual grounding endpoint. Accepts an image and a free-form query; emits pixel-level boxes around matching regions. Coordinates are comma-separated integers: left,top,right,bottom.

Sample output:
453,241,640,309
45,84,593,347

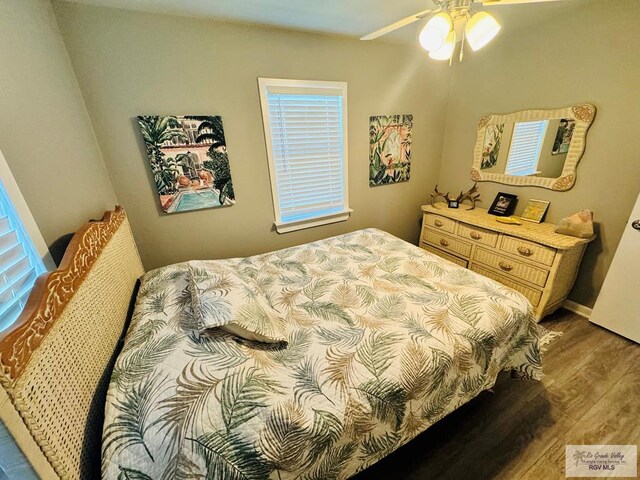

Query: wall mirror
471,104,596,191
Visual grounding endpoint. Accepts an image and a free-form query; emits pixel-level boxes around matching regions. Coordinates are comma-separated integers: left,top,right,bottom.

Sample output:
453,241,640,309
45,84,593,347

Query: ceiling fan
361,0,567,63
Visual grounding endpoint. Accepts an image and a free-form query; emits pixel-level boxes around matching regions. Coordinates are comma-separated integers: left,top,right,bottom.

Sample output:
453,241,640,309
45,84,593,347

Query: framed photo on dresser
488,192,518,216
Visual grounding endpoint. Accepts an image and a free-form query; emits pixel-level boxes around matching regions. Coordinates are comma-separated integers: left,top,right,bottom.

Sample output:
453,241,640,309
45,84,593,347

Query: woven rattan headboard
0,206,144,479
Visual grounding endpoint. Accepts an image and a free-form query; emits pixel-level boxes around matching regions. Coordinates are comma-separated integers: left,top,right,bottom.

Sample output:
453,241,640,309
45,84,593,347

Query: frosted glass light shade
428,30,456,60
465,11,501,51
419,13,452,51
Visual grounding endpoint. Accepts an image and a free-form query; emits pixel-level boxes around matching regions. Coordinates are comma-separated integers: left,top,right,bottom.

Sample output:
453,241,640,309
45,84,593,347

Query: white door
590,192,640,343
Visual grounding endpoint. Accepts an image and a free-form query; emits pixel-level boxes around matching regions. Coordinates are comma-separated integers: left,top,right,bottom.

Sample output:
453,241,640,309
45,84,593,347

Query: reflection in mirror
471,104,596,191
481,118,575,178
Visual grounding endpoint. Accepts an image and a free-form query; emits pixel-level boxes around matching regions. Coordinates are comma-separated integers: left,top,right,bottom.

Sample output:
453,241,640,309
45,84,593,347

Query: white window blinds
259,79,350,233
0,180,45,332
505,120,549,176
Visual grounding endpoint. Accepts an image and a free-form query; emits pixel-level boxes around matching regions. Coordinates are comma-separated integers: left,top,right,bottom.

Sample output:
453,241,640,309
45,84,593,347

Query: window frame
0,148,55,274
1,149,54,332
258,78,351,234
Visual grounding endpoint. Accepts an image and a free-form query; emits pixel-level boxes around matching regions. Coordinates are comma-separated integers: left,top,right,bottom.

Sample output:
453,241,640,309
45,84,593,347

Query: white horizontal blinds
505,120,549,176
0,180,45,332
266,90,345,223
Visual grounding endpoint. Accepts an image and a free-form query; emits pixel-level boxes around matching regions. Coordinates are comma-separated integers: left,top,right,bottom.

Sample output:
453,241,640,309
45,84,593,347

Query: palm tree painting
369,114,413,186
481,123,504,169
137,115,236,213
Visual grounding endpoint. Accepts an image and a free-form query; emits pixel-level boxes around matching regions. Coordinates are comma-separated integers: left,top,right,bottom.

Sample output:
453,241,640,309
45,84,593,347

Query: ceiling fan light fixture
419,12,452,51
428,30,456,61
465,11,501,51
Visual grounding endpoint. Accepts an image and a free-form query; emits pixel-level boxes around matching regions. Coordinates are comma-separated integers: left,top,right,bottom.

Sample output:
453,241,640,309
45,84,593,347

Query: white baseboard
563,299,593,319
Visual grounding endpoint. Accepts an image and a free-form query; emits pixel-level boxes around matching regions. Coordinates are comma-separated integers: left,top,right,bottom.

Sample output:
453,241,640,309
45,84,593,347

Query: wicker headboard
0,207,144,479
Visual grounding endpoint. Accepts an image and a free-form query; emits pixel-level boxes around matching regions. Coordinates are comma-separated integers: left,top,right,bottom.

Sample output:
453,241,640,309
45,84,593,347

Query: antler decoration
430,185,451,209
458,182,481,210
430,183,481,210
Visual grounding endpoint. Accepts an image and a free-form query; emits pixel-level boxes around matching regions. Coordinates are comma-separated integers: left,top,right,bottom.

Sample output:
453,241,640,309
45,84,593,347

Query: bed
0,207,545,479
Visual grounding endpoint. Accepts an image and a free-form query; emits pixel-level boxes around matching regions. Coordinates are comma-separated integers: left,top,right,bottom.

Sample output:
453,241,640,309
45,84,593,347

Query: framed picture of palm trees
369,114,412,186
137,115,235,213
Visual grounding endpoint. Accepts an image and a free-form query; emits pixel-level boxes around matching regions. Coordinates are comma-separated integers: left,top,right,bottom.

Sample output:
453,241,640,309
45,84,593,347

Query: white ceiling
60,0,584,43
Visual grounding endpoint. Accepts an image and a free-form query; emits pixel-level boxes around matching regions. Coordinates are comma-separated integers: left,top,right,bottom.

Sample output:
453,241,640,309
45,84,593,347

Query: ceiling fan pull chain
459,29,465,62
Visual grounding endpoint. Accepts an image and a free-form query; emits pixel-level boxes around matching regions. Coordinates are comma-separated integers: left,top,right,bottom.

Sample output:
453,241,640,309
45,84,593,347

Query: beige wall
0,0,116,251
52,2,452,270
33,0,638,308
439,0,640,307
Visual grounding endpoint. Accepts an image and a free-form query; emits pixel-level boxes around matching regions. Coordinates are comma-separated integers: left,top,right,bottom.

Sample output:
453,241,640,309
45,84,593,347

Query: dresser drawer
500,236,557,267
424,213,456,234
473,247,549,287
471,264,542,306
421,244,468,268
424,230,472,258
457,222,498,247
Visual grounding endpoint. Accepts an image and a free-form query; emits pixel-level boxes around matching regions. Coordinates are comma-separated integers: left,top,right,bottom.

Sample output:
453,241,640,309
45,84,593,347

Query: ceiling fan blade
480,0,567,5
360,9,437,41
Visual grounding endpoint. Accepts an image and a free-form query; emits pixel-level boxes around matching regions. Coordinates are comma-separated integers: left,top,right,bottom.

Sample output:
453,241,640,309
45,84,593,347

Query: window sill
275,209,353,234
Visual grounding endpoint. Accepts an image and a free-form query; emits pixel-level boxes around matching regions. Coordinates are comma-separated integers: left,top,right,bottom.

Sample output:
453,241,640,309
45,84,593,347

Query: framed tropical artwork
137,115,235,214
369,114,412,186
481,123,504,169
552,118,576,155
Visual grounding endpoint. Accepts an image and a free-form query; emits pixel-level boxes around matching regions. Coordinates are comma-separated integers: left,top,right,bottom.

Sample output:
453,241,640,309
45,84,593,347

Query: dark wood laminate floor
354,309,640,480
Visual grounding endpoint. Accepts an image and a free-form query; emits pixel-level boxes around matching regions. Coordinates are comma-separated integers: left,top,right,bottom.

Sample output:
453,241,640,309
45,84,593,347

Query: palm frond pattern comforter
102,228,544,480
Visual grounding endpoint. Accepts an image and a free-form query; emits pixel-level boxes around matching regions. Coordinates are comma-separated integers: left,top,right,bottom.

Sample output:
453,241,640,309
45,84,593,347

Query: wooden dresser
419,205,594,321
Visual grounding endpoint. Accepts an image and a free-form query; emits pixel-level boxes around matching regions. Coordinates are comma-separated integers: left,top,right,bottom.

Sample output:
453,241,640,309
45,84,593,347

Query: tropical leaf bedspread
102,228,545,480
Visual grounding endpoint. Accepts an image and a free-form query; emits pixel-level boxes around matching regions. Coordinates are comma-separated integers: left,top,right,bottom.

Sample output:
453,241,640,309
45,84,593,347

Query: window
258,78,350,233
0,149,52,332
505,120,549,176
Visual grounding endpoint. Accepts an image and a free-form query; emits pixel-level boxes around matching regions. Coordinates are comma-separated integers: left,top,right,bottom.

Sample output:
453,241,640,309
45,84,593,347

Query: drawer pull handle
434,220,444,227
517,246,533,257
439,239,450,247
470,232,482,240
499,261,513,272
